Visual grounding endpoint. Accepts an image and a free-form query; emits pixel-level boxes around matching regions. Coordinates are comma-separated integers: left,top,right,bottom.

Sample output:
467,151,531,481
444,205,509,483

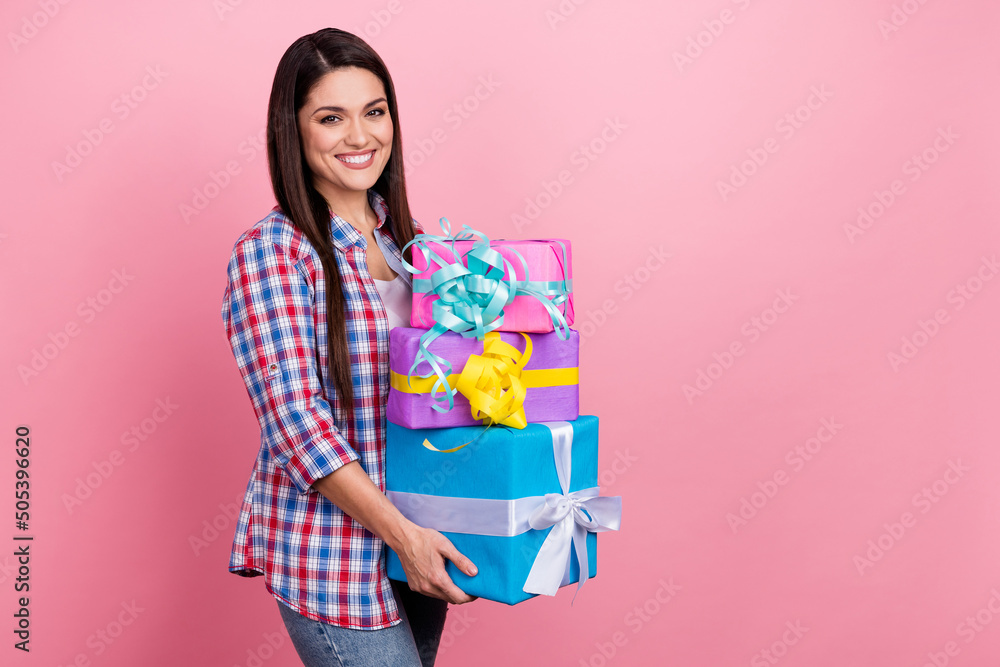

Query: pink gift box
408,238,574,333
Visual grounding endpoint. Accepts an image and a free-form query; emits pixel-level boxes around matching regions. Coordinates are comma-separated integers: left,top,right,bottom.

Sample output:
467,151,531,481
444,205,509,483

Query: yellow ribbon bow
455,331,533,429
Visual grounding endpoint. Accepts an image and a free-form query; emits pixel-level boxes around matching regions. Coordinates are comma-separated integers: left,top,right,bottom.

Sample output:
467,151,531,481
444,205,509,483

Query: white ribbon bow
522,422,622,598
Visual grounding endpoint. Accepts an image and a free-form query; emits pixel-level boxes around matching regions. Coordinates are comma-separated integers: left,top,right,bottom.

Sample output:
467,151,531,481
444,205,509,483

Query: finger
425,554,475,604
437,579,476,605
411,567,464,604
438,537,478,577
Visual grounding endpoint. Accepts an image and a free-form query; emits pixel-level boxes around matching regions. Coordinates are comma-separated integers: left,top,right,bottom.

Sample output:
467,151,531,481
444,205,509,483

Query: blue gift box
384,416,607,605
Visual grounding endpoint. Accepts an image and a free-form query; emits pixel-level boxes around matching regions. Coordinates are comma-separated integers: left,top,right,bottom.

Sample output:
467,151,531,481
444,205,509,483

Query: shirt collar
328,189,392,251
370,188,390,231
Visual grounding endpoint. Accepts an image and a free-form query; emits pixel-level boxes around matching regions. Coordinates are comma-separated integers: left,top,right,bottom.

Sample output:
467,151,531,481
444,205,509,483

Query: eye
320,115,340,124
368,107,387,117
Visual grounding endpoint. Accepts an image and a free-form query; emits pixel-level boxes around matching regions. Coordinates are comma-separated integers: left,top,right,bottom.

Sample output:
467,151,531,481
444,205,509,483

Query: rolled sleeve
222,235,359,494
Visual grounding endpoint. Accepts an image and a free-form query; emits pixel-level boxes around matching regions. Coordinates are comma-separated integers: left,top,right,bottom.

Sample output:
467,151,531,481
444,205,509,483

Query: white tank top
373,274,412,329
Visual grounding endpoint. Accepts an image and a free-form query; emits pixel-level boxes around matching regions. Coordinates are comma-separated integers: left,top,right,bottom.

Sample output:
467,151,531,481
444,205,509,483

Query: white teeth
337,151,374,164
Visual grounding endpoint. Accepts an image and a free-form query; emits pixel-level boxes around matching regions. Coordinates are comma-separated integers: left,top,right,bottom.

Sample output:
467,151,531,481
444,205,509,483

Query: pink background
3,1,999,665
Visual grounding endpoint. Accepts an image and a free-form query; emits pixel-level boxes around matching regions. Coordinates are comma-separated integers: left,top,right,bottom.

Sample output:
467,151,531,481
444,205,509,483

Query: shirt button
268,363,279,375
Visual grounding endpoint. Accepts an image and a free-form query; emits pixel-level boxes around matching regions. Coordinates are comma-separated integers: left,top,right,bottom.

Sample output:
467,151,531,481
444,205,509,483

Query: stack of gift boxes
383,220,622,605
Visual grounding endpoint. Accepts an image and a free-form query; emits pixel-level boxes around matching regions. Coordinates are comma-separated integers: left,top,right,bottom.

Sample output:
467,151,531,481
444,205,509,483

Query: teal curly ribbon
400,218,574,413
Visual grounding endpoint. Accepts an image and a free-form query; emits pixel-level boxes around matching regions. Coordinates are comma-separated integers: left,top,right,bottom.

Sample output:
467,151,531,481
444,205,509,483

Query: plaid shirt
221,189,418,629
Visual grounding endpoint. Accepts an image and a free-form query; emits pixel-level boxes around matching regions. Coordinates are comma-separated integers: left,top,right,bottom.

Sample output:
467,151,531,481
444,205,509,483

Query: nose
344,116,368,147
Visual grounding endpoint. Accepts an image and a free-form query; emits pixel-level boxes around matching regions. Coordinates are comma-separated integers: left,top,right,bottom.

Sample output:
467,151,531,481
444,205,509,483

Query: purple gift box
387,327,580,429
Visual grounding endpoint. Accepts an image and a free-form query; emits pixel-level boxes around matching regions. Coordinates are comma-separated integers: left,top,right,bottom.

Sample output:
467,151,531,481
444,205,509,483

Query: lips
336,149,375,165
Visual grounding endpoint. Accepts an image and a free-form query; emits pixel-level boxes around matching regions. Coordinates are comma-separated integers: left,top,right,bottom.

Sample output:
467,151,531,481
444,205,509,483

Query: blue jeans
276,580,449,667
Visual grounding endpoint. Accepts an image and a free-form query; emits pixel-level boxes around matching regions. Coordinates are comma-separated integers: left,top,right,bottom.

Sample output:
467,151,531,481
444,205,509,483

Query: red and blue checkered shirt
221,189,419,629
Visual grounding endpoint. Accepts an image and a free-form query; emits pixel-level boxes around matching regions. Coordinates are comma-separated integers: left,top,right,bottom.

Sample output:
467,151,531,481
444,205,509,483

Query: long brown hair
266,28,416,420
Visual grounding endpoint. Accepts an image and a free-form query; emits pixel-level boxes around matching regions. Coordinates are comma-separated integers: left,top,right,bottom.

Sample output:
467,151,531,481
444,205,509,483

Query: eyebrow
312,97,387,115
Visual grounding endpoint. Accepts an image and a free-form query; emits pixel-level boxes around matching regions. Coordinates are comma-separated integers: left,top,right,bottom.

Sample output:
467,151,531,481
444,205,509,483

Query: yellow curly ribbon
421,437,473,453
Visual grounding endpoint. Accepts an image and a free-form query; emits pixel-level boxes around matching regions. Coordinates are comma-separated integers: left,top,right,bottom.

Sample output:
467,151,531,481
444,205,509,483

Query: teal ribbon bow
400,218,573,413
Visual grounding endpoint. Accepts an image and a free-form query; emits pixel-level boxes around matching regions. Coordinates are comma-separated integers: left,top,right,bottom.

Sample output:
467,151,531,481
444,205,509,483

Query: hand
396,524,479,604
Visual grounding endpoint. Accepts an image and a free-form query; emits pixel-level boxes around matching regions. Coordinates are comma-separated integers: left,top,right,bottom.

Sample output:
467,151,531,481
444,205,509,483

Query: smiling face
297,66,393,208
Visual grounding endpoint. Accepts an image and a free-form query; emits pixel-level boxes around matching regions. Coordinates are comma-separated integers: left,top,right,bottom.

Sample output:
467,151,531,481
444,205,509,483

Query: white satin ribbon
386,421,622,599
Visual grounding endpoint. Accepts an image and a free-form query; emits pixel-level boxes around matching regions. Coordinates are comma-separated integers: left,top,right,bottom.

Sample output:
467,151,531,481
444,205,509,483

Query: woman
220,28,477,667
